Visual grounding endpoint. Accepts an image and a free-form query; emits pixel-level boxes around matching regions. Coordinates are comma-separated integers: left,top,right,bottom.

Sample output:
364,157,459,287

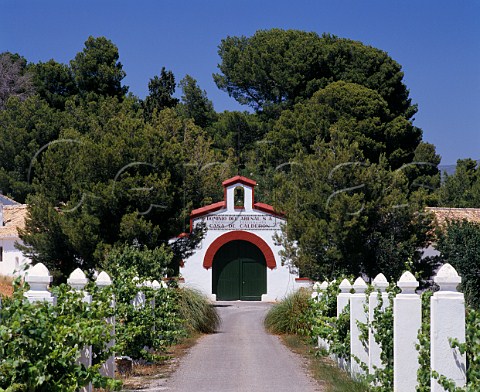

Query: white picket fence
14,262,166,392
313,263,466,392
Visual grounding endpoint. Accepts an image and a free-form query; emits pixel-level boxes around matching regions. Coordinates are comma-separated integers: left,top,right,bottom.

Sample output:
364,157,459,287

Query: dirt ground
117,334,200,391
0,275,13,297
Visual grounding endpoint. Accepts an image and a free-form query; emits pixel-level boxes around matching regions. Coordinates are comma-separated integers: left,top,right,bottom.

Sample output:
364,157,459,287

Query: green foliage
1,32,438,290
30,59,77,109
177,288,220,334
214,29,415,120
112,267,184,361
416,290,434,392
436,220,480,308
0,95,65,202
102,243,173,281
264,288,312,335
409,142,441,206
266,81,422,169
143,67,179,121
18,105,212,280
207,110,267,171
272,137,435,282
366,287,397,392
70,36,127,99
0,281,120,391
314,283,352,361
437,159,480,208
178,75,217,128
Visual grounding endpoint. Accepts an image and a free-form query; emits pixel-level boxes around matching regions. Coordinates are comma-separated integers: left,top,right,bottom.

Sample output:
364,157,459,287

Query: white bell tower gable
223,176,256,212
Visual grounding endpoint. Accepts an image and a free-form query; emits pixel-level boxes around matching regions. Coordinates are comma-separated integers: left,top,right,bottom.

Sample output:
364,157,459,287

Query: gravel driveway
164,301,323,392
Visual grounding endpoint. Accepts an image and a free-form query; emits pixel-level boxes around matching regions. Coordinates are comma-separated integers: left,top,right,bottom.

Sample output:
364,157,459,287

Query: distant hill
438,164,457,177
438,159,480,180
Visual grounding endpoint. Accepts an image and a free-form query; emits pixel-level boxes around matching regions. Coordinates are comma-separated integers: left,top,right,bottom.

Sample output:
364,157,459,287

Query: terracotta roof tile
190,201,226,219
0,205,28,238
222,176,257,188
426,207,480,226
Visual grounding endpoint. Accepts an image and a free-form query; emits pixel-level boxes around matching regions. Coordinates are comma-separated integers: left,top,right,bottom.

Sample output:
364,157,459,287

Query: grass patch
264,288,311,334
282,334,370,392
177,288,220,334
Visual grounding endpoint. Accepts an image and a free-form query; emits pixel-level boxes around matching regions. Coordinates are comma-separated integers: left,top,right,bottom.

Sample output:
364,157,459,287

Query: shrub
177,288,220,334
264,288,311,334
0,281,120,391
111,267,184,361
436,220,480,309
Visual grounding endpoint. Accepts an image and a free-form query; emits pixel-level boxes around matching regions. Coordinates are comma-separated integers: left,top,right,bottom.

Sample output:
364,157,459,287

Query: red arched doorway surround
203,231,276,270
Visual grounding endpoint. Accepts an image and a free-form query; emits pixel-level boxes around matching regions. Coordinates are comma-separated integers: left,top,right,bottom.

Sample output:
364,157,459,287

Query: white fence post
312,281,321,301
132,276,146,308
350,277,368,378
368,273,389,374
96,271,115,378
394,271,421,392
24,263,55,304
67,268,92,392
337,278,351,317
150,280,160,333
431,263,466,391
316,281,330,351
335,278,352,369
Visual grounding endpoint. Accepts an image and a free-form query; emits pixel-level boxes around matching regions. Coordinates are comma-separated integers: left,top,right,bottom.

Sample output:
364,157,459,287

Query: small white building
181,176,303,301
0,196,31,276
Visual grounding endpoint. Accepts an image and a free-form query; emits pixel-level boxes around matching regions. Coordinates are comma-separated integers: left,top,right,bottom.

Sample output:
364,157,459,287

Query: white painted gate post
96,271,115,378
151,280,160,333
24,263,55,304
335,278,352,370
368,273,389,374
431,263,466,391
67,268,92,392
315,281,330,351
132,276,146,308
337,278,352,317
393,271,421,392
350,277,368,378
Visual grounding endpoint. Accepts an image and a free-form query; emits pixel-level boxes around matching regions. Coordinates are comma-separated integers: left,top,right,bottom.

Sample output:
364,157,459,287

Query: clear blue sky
1,0,479,165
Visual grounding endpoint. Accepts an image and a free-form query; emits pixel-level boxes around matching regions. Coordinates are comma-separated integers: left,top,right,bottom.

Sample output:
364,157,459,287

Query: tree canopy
214,29,415,120
436,159,480,207
143,67,179,121
271,133,436,282
178,74,217,128
0,30,455,285
264,81,422,170
70,36,128,99
0,52,34,110
436,220,480,308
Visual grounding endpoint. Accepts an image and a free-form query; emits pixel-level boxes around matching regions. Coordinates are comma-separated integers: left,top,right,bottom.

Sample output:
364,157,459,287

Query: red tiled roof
426,207,480,226
190,176,284,220
0,205,28,238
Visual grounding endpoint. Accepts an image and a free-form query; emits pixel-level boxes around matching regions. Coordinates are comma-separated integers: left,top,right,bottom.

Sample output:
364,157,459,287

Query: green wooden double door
212,240,267,301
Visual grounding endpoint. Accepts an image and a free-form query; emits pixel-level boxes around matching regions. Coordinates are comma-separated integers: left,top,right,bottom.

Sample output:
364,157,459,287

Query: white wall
181,208,298,301
0,237,30,276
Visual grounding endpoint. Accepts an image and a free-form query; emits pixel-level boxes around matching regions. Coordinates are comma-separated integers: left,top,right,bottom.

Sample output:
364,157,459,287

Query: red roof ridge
222,175,257,188
190,201,226,219
253,202,285,218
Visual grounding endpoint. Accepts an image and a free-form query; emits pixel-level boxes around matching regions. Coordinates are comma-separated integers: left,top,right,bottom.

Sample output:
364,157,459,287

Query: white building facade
0,199,31,277
181,176,302,301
